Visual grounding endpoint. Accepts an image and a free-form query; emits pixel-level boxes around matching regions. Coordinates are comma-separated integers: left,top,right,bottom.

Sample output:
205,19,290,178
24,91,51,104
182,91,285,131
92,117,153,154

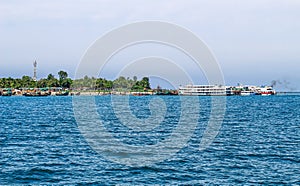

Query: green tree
131,77,151,91
113,76,129,90
133,76,137,82
14,78,22,89
141,77,150,89
61,78,73,88
4,77,13,88
47,74,59,87
21,76,35,88
47,74,55,80
58,71,68,80
103,79,113,90
96,78,105,90
0,78,4,88
37,78,48,88
58,70,69,88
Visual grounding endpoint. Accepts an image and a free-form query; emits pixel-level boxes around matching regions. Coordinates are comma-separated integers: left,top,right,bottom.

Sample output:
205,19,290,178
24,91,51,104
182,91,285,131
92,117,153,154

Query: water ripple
0,96,299,184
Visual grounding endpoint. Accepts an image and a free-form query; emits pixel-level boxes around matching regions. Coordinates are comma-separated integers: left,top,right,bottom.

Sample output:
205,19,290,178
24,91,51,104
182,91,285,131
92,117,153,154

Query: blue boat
1,88,12,96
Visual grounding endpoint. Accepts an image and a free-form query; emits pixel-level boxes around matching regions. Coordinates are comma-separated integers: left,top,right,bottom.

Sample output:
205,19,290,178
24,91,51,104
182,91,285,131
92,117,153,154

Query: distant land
0,70,153,92
2,69,298,97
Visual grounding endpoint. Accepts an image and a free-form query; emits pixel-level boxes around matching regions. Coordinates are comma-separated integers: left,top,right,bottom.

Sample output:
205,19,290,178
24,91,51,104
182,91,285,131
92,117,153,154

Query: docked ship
178,85,226,96
178,84,276,96
258,86,276,96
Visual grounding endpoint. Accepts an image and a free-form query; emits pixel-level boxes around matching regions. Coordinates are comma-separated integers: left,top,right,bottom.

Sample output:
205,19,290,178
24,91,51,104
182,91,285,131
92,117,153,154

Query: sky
0,0,299,91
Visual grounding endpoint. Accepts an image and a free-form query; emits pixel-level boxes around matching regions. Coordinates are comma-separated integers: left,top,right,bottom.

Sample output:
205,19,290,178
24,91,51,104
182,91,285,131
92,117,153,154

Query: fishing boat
23,88,50,97
131,92,151,96
1,88,12,96
23,92,49,97
155,91,178,95
55,90,70,96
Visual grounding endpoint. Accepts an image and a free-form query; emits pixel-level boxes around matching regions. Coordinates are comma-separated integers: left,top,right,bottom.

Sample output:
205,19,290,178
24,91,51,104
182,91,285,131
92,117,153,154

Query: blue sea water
0,95,299,185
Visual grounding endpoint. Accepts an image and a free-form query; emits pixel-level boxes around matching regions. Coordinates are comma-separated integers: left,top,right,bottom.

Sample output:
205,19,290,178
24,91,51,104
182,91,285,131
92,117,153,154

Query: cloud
0,0,299,90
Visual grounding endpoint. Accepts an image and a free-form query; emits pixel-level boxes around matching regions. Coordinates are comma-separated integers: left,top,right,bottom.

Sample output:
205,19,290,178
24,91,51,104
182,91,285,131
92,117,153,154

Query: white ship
258,86,276,96
178,84,276,96
178,85,226,96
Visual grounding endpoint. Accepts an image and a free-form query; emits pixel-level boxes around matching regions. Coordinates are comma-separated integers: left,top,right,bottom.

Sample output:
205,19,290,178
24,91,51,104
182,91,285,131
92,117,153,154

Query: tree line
73,76,150,91
0,71,72,89
0,71,151,91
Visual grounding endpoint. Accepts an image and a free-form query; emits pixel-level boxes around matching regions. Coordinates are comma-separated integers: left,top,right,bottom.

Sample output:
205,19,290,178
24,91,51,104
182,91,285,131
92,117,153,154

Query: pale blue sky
0,0,299,90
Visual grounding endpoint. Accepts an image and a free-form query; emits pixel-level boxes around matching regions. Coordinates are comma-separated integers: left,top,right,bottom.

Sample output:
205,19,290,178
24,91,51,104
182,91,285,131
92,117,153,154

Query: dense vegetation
0,71,72,89
0,71,151,91
72,76,150,91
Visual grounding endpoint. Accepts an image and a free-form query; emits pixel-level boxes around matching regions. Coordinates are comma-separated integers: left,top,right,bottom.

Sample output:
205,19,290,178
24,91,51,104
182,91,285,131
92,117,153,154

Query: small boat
55,90,69,96
23,88,50,97
131,91,153,96
132,92,150,96
71,92,81,96
1,88,12,96
155,91,178,95
23,92,49,97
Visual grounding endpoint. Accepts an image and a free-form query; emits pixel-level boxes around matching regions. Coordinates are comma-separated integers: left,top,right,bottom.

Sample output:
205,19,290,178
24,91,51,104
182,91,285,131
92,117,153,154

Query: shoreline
1,87,299,97
1,91,300,97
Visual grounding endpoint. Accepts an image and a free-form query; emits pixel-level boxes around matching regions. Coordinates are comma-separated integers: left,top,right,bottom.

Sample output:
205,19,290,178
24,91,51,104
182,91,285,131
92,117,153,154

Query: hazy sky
0,0,299,90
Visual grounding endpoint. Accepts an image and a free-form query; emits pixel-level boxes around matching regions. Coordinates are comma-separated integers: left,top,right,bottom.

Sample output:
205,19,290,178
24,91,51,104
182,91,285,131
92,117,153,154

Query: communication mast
33,60,37,81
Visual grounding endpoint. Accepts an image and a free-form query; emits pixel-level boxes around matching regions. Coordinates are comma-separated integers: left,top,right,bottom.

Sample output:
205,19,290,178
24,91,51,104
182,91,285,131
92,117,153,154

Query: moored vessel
55,90,70,96
1,88,12,96
23,88,50,97
257,86,276,96
179,84,276,96
178,85,226,96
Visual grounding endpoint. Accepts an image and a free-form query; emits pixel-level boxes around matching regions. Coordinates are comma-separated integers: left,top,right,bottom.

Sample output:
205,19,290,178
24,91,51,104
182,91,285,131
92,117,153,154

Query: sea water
0,95,299,185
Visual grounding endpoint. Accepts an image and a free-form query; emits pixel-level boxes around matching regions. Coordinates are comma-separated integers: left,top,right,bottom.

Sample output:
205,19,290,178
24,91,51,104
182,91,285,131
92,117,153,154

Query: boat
258,86,276,96
55,90,70,96
225,85,275,96
178,85,226,96
155,90,178,95
1,88,12,96
131,92,151,96
23,88,50,97
23,92,49,97
261,92,273,96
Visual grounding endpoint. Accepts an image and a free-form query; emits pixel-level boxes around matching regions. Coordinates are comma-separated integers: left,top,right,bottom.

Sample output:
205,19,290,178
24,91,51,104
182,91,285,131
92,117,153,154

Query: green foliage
21,76,36,88
0,71,151,91
72,76,151,91
58,71,68,80
0,76,35,88
131,77,150,91
46,74,59,87
95,78,113,90
61,78,73,88
37,78,48,88
113,76,133,90
57,70,71,88
72,75,97,90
